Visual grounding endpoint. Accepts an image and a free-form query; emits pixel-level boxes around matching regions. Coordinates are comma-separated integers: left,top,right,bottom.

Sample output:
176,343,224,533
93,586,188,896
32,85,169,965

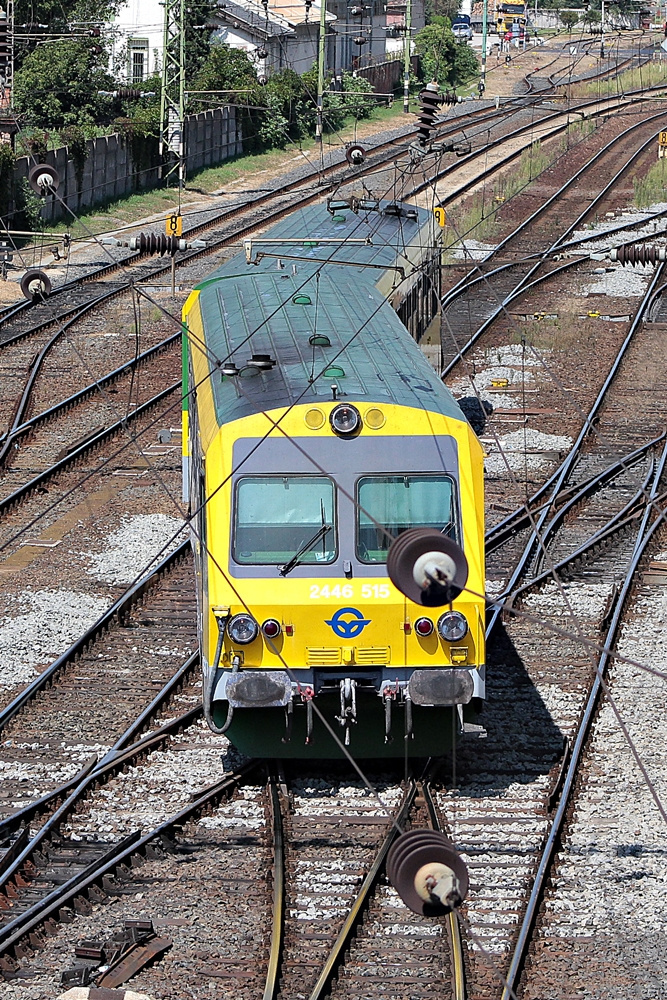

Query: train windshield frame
233,475,337,565
355,473,458,563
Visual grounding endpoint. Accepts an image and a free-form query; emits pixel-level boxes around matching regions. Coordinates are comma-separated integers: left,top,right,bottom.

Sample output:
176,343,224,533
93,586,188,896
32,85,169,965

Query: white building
109,0,388,84
210,0,336,79
109,0,163,82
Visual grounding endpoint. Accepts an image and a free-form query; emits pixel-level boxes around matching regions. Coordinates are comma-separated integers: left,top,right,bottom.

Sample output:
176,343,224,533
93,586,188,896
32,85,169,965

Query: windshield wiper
279,523,331,577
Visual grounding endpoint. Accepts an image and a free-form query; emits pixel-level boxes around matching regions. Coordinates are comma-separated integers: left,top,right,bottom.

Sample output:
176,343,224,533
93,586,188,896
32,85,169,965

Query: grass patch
508,316,588,351
633,158,667,208
572,58,667,98
444,139,556,251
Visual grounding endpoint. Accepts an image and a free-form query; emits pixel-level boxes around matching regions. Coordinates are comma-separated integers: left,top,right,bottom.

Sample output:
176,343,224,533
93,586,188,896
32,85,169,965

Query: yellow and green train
182,199,486,758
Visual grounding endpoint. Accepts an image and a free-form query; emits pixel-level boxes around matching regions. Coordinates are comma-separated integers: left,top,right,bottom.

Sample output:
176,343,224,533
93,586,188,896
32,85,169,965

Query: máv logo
325,607,371,639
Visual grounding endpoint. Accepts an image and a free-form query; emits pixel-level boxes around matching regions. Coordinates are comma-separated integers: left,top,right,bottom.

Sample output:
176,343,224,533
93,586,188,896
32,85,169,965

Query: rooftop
191,200,463,427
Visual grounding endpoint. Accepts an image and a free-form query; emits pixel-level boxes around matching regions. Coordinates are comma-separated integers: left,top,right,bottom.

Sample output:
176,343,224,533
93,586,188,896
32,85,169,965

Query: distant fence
14,105,241,223
357,56,419,94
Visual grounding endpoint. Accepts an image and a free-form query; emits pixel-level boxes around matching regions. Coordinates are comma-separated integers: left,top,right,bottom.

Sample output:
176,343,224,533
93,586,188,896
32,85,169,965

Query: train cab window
356,474,457,563
233,476,336,565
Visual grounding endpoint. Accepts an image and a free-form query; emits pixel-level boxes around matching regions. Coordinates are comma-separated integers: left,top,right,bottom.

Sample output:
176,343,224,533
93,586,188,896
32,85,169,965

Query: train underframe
210,666,486,758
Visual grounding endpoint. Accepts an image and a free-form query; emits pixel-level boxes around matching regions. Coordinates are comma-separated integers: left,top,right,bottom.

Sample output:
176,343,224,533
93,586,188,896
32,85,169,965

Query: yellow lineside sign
433,206,446,227
659,131,667,146
166,212,183,236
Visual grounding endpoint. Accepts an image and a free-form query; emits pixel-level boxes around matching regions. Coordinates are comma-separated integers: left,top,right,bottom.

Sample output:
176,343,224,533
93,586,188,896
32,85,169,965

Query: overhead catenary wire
1,70,667,984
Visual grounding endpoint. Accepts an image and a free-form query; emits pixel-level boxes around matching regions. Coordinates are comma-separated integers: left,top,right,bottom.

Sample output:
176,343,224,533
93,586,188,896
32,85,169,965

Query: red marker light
414,617,434,637
262,619,281,639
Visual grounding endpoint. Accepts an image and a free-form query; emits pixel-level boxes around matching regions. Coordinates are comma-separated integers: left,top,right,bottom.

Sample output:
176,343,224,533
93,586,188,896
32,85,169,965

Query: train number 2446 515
309,584,391,600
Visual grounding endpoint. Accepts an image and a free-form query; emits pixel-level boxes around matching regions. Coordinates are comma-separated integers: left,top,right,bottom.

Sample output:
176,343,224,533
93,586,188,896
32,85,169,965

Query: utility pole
0,0,15,143
159,0,186,202
403,0,411,112
600,0,605,59
480,0,488,95
315,0,327,142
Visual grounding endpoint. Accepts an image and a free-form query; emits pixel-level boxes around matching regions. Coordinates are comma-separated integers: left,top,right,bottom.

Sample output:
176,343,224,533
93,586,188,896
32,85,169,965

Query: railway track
0,542,196,812
2,85,663,474
428,235,667,994
0,45,664,996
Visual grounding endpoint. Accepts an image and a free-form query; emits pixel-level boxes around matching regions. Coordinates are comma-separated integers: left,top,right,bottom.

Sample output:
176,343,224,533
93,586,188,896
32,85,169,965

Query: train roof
191,200,464,426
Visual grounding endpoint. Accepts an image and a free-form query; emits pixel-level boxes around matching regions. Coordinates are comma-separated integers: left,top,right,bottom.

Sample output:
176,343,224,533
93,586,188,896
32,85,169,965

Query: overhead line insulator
609,244,667,266
100,233,207,254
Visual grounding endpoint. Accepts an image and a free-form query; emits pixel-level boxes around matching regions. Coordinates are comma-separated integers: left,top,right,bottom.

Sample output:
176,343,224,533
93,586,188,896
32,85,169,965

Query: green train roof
192,200,464,426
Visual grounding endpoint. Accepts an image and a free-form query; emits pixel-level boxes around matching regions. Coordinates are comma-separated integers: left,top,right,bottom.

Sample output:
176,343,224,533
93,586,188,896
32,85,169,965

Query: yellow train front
182,199,486,758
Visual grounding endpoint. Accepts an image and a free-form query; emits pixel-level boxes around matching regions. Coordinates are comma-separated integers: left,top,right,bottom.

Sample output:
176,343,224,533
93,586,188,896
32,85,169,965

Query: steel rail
0,537,190,734
306,781,417,1000
0,102,510,328
0,699,203,893
487,258,667,634
0,331,180,462
0,102,629,469
439,112,667,378
0,701,202,842
0,760,261,957
506,474,662,605
263,770,285,1000
421,781,466,1000
531,452,655,576
406,83,667,211
3,82,662,346
436,210,667,360
485,434,665,553
0,283,124,350
500,436,667,1000
0,379,180,514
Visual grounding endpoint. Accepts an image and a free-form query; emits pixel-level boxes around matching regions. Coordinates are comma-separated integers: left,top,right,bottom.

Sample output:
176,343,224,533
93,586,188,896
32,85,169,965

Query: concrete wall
15,105,241,223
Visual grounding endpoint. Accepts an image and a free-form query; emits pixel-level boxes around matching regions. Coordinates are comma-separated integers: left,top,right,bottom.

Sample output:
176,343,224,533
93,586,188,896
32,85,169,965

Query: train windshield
233,476,336,565
356,474,457,563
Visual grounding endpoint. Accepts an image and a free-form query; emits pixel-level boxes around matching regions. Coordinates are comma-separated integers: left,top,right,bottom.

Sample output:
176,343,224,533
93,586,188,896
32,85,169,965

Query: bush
13,40,114,129
414,23,479,87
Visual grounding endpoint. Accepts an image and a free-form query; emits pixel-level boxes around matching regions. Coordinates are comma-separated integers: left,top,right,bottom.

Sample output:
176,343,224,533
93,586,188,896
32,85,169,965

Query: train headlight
437,611,468,642
261,618,282,639
414,617,434,637
330,403,361,436
227,613,259,645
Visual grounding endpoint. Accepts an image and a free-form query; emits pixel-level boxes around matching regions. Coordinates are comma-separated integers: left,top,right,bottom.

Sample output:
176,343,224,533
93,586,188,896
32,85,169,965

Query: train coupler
336,678,357,746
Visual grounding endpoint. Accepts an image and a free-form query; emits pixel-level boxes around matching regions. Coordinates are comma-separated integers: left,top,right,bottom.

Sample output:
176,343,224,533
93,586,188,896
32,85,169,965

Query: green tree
13,0,122,71
184,0,217,82
559,10,581,32
424,0,459,23
585,8,602,30
13,40,114,128
192,43,264,149
193,43,259,101
414,22,479,86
